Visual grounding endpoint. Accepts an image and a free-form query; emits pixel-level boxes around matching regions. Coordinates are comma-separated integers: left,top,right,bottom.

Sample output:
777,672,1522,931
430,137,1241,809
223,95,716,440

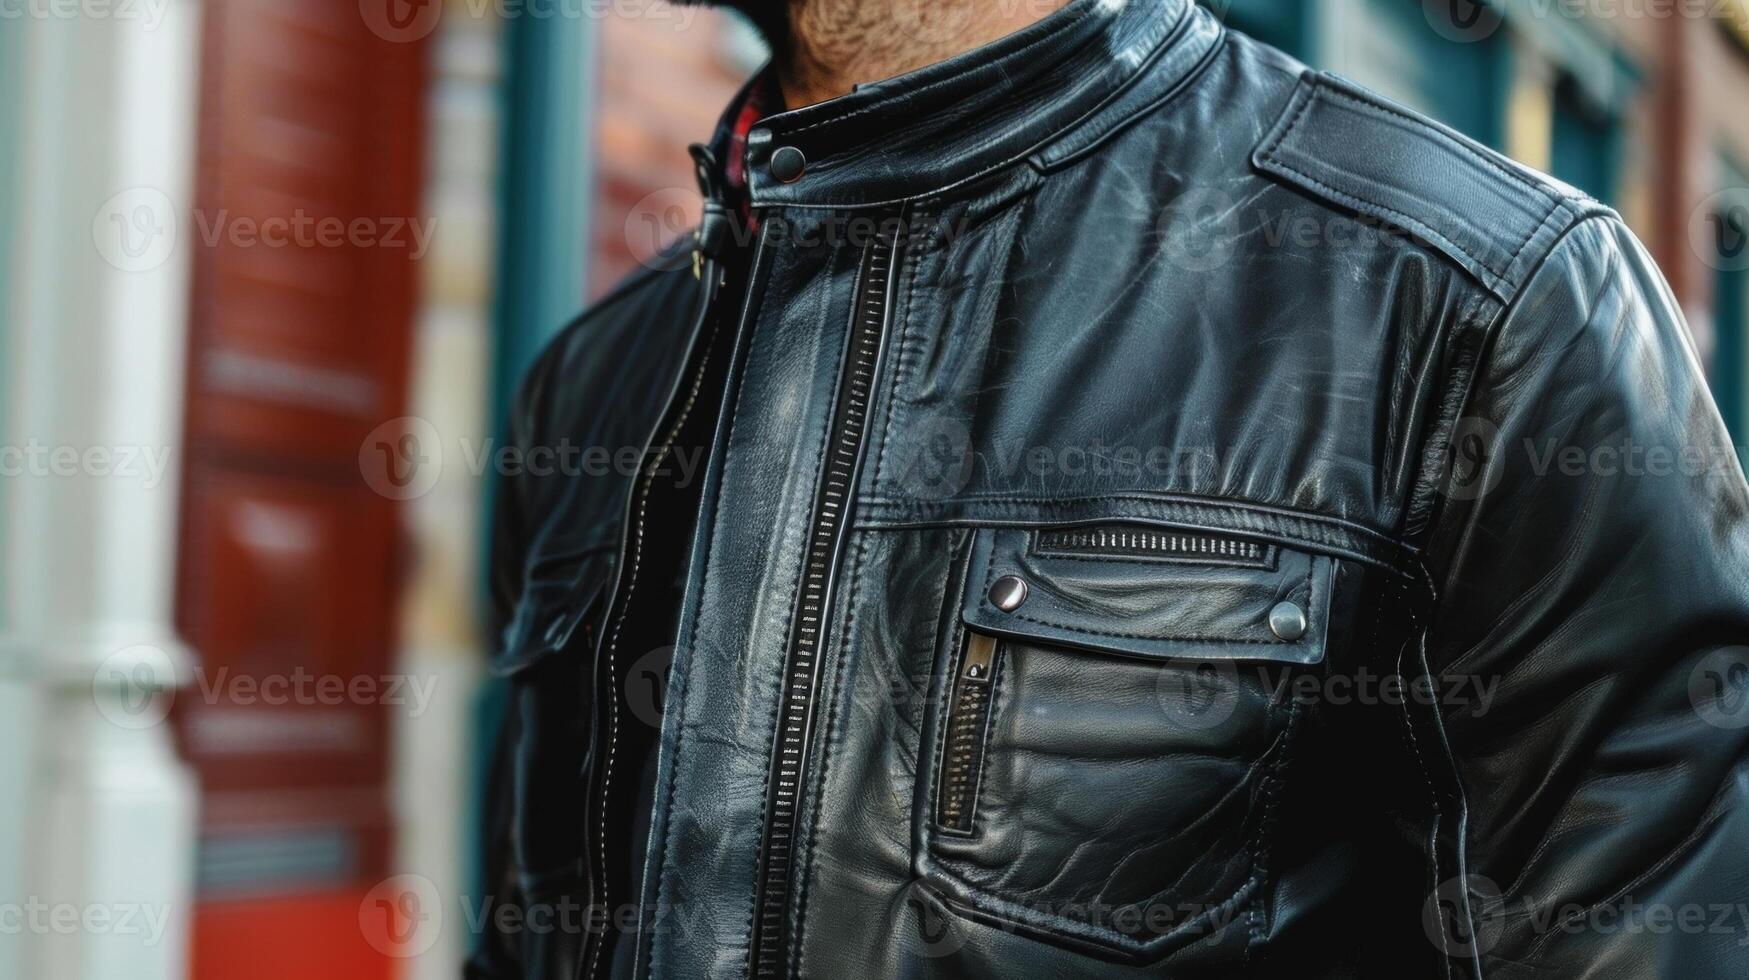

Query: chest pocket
915,524,1332,963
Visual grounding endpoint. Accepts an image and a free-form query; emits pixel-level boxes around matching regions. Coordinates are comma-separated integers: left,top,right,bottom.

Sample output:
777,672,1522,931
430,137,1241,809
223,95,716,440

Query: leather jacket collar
737,0,1221,209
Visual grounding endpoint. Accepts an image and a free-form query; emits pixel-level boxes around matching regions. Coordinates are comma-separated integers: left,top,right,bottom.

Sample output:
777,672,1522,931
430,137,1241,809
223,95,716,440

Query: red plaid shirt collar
714,70,781,219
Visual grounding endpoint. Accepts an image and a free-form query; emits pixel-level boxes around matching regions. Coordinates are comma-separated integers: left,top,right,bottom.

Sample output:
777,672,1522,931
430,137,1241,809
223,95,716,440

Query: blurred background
0,1,1745,978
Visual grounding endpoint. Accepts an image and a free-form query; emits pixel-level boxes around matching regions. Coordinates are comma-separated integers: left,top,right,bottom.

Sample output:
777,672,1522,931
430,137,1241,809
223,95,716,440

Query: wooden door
175,2,428,977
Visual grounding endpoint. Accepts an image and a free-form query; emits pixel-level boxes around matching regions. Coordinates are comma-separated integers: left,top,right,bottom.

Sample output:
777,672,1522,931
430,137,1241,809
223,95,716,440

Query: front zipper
937,630,1001,835
748,212,904,977
583,146,739,980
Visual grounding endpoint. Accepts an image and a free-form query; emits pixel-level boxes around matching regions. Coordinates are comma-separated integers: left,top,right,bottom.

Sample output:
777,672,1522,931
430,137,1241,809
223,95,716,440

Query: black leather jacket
469,2,1749,977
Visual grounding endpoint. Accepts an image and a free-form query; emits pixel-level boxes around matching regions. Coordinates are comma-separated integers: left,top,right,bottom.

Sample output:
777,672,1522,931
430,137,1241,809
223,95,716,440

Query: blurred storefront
0,2,1747,979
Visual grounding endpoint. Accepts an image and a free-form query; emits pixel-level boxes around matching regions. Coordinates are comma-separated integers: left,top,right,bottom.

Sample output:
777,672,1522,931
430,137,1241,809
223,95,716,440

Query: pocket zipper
1032,524,1273,568
937,630,1001,835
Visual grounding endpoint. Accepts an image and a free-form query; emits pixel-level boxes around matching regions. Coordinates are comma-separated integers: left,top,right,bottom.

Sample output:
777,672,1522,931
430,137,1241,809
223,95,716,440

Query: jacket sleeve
467,346,600,979
1419,214,1749,978
466,382,535,980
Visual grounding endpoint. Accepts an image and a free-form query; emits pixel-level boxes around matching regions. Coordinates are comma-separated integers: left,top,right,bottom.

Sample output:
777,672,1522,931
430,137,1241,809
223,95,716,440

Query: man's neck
774,0,1073,109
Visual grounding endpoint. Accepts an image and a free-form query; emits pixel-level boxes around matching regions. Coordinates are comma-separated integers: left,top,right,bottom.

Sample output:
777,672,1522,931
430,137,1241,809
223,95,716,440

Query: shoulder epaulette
1252,71,1604,302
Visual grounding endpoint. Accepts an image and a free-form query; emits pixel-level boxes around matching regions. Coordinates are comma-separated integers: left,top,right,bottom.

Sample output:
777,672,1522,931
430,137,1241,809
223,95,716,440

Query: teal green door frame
489,12,597,423
1551,75,1623,204
471,7,599,896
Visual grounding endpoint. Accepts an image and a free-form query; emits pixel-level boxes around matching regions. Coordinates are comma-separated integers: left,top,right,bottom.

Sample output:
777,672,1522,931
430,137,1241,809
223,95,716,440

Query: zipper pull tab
939,630,1001,834
960,631,998,683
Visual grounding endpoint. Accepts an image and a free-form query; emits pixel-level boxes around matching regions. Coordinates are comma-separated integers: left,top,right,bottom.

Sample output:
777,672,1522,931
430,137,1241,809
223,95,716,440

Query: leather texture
467,1,1749,977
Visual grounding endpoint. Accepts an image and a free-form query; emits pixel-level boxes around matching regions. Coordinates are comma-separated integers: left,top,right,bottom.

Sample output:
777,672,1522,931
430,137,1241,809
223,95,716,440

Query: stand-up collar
732,0,1219,210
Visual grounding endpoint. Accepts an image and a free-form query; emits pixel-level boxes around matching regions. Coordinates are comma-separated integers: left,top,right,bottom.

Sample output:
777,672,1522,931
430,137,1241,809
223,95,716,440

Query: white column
0,2,204,978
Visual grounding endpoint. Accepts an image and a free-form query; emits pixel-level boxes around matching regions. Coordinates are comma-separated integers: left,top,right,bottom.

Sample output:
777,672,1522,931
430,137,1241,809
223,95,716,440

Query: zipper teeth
751,225,897,978
938,670,995,833
1034,526,1268,563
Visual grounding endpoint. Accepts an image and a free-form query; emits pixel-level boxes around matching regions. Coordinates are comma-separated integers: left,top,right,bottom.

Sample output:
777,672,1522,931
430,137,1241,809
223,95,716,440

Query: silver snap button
769,145,806,183
1268,601,1308,641
988,575,1029,612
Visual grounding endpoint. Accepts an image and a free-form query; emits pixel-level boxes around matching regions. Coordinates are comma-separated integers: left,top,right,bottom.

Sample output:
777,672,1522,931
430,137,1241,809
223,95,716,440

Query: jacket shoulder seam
1251,70,1603,303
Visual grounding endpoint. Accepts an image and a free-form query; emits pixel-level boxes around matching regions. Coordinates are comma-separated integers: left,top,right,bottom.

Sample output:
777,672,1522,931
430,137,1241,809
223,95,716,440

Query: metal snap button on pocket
1268,600,1308,641
988,575,1029,612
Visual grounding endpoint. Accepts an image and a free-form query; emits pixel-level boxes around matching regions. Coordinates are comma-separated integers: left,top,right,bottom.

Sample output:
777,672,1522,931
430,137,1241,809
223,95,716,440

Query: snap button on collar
769,145,806,183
